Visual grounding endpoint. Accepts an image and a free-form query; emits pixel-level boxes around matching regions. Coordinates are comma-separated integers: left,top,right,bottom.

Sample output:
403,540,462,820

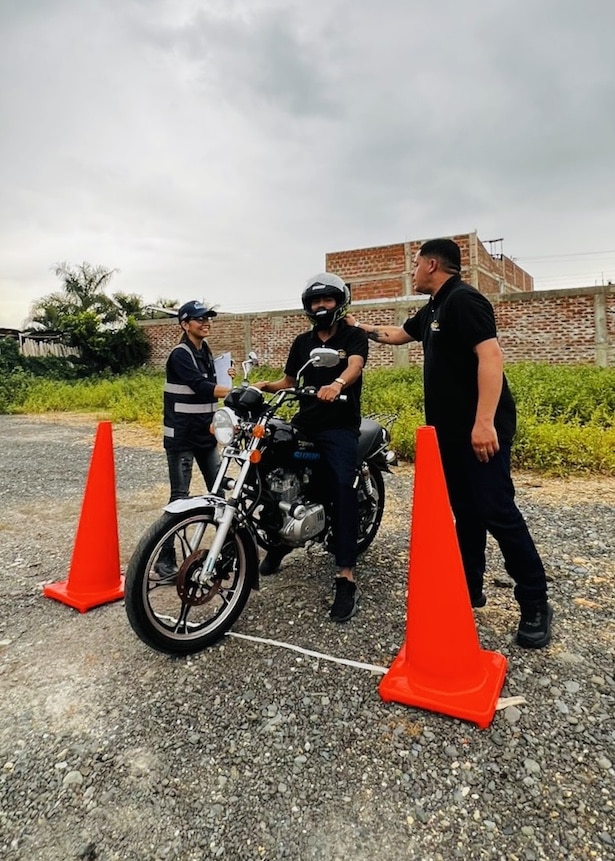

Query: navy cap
177,300,218,322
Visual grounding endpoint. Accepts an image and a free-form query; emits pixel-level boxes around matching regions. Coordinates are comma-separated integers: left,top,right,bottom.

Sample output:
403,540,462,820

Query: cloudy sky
1,0,614,328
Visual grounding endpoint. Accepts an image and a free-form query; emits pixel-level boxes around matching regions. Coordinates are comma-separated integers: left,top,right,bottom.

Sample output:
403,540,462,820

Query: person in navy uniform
156,300,234,580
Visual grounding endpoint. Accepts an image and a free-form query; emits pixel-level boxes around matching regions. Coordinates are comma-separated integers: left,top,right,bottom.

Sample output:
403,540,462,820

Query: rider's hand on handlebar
317,383,345,402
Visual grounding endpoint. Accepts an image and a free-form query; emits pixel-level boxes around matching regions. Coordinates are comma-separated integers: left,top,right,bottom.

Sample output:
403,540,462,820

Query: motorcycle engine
266,468,325,545
267,469,302,503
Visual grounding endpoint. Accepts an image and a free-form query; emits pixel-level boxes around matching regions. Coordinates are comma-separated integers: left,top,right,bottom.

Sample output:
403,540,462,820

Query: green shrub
17,371,164,429
0,339,29,412
4,362,615,475
507,363,615,427
513,417,615,475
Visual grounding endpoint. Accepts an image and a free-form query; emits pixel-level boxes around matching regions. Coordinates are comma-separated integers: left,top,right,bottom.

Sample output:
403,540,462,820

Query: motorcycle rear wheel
125,508,258,655
356,464,386,554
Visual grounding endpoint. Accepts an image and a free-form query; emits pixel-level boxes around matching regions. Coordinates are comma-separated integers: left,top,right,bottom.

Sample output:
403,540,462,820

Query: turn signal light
249,450,262,464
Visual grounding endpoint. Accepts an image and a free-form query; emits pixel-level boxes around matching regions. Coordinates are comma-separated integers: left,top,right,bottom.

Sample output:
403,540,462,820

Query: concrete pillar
594,289,608,367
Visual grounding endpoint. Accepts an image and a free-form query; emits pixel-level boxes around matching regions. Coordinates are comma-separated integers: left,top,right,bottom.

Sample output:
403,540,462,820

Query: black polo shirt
285,322,369,433
403,277,516,444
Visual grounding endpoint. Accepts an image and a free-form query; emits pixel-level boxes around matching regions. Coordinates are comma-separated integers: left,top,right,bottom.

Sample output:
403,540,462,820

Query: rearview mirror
308,347,341,368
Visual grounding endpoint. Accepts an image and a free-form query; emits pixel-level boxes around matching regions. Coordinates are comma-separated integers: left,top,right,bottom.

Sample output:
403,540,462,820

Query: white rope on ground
225,631,528,711
225,630,388,674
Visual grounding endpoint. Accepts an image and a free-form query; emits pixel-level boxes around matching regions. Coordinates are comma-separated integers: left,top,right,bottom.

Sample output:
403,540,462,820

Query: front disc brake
176,549,223,606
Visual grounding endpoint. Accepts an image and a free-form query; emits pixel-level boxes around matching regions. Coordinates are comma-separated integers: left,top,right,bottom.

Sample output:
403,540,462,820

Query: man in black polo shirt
347,238,552,649
257,273,369,623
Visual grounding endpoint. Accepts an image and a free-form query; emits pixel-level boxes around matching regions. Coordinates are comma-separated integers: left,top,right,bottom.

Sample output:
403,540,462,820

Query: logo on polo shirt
430,320,440,332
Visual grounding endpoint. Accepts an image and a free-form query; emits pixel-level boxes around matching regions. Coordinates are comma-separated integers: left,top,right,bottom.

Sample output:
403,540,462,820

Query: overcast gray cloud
1,0,614,328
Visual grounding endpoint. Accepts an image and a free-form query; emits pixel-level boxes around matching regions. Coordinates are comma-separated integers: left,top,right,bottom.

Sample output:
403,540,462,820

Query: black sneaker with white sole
330,578,359,623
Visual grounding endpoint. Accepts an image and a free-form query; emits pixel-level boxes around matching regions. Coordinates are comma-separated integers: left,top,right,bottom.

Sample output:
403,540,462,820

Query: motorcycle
125,347,397,654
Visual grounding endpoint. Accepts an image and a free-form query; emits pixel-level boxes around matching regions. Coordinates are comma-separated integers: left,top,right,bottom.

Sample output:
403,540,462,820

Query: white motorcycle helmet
301,273,350,331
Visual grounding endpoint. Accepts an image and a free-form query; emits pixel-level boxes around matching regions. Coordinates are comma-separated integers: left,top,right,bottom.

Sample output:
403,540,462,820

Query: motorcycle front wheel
356,464,386,554
125,508,258,655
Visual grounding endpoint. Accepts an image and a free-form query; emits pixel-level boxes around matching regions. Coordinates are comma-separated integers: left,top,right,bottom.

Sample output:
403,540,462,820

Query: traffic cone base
43,422,125,613
379,643,507,730
378,426,508,729
43,577,125,614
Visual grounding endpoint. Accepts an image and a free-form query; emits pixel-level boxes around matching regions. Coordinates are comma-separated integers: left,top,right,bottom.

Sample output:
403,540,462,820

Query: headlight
212,407,238,445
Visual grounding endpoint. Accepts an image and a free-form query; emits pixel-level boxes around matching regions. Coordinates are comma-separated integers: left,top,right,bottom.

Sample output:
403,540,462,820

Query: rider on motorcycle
255,273,369,622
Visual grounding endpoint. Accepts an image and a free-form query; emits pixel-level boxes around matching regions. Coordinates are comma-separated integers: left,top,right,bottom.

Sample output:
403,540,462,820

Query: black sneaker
259,548,289,576
517,602,553,649
330,578,359,623
152,560,178,584
471,592,487,609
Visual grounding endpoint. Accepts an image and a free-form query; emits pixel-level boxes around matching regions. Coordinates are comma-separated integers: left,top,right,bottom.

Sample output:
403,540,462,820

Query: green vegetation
361,364,615,475
23,261,151,376
2,361,614,476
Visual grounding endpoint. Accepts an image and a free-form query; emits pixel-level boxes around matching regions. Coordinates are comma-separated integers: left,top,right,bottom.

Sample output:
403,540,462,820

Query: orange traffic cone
43,421,125,612
378,426,507,729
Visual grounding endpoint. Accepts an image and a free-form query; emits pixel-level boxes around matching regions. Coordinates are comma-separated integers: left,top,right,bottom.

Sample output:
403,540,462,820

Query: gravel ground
0,414,613,861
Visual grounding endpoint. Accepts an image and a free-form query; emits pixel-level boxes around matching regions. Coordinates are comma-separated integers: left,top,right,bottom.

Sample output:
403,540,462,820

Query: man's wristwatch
333,377,347,387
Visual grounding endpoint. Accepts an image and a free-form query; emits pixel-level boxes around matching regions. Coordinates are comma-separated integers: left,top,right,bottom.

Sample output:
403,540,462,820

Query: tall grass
8,364,615,475
17,372,164,431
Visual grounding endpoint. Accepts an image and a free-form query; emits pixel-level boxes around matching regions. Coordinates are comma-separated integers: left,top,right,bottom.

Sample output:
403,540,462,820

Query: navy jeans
159,447,221,565
165,446,220,502
438,439,548,607
310,428,359,569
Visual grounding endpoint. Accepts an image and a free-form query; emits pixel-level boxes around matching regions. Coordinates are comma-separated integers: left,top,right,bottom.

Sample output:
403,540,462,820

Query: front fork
166,438,262,581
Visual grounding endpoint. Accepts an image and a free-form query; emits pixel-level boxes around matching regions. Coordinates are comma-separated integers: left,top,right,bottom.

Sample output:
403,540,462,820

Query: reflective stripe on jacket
163,341,218,450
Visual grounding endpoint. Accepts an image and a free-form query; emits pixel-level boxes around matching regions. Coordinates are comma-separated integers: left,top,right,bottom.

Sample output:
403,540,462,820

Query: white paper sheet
214,352,234,388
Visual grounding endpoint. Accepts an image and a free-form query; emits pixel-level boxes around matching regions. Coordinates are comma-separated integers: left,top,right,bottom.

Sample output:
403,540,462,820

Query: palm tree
52,261,120,323
26,262,120,330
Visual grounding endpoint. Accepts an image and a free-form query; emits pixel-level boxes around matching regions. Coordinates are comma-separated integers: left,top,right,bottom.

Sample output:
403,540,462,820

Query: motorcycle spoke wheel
125,509,257,654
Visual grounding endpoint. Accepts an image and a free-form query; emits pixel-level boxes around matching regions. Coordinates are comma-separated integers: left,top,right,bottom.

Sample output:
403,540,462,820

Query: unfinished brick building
140,231,614,369
326,231,533,302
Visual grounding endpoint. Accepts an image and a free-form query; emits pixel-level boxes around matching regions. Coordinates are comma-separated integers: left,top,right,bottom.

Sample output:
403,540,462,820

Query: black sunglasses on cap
190,316,212,323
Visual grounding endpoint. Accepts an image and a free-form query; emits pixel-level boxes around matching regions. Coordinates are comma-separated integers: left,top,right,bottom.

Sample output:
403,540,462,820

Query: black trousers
438,439,548,607
165,446,221,502
159,447,221,565
310,428,359,570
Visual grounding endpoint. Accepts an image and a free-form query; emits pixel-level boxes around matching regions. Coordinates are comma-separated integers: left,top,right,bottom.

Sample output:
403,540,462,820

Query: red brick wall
141,286,615,370
350,277,405,302
326,243,407,279
494,293,596,363
142,317,248,369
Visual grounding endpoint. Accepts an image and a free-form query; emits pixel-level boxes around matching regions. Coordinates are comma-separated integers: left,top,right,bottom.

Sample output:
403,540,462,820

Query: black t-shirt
285,323,369,433
403,277,516,444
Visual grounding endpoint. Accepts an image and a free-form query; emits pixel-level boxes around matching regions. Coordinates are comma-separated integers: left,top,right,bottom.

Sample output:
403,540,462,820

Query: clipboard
214,352,234,388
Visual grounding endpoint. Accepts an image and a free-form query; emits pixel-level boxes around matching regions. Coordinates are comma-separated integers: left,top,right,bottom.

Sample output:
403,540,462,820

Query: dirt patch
26,411,162,451
24,411,615,504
